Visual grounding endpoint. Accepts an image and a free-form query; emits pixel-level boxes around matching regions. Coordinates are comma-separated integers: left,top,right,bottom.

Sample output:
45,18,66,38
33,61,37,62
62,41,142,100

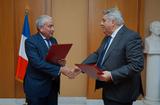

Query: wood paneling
87,0,107,99
0,0,15,98
87,0,144,99
0,0,52,98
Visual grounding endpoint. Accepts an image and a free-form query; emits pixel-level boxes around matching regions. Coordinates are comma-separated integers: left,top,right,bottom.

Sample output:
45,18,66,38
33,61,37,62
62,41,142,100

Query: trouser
26,90,58,105
102,88,133,105
26,89,58,105
103,98,133,105
26,82,58,105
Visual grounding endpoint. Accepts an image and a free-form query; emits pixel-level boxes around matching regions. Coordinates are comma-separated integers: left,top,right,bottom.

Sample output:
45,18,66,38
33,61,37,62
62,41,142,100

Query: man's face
40,19,54,38
100,15,114,36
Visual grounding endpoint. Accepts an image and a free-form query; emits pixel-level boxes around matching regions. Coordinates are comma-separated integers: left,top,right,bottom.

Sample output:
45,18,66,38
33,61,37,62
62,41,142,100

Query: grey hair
36,15,52,29
103,8,124,26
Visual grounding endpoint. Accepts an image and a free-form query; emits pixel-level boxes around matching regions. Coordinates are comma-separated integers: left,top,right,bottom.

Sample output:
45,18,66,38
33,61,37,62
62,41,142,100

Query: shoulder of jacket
50,36,58,43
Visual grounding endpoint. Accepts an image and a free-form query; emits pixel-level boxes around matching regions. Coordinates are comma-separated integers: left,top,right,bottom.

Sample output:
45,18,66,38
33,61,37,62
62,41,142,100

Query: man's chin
49,34,53,37
103,31,108,35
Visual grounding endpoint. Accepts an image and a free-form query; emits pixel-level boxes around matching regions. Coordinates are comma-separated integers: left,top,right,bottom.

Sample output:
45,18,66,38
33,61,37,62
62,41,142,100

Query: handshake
60,66,81,79
57,59,81,79
57,59,112,82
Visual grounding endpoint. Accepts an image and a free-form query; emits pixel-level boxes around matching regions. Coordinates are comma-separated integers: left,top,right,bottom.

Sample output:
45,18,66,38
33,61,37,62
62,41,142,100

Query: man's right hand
60,66,73,78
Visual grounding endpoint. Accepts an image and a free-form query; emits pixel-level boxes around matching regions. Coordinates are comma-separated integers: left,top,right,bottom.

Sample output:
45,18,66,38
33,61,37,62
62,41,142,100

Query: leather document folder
46,44,72,64
75,64,103,79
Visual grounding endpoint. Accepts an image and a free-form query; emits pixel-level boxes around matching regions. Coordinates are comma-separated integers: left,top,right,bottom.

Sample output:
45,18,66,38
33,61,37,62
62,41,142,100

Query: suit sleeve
111,34,144,84
82,52,98,64
25,38,60,77
82,38,106,64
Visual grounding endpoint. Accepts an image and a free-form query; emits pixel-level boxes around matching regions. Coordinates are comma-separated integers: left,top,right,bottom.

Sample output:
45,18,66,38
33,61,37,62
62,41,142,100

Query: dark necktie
45,39,51,48
97,36,112,68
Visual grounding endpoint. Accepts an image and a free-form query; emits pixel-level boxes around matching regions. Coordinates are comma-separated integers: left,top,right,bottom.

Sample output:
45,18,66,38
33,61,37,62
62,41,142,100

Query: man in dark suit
24,15,73,105
82,8,144,105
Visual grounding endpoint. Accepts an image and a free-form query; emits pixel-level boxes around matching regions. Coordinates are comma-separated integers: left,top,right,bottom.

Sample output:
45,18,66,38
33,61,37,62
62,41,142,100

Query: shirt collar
39,33,47,40
110,25,123,38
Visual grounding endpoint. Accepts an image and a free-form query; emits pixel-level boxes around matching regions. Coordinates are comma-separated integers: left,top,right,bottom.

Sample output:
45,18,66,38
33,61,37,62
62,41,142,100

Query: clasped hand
57,59,81,79
60,66,81,79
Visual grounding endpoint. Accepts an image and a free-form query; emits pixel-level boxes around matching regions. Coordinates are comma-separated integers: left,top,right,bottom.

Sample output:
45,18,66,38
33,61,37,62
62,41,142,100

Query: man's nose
100,22,104,26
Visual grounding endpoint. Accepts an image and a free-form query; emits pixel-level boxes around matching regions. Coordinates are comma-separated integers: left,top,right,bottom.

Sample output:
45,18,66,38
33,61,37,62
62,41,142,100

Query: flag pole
23,8,30,105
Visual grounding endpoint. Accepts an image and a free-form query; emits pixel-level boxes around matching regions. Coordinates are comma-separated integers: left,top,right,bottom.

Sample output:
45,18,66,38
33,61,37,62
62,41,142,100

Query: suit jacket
83,26,144,103
24,33,61,98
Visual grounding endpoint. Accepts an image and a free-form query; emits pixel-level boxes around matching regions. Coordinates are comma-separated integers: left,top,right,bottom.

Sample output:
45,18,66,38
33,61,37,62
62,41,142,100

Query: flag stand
16,8,30,82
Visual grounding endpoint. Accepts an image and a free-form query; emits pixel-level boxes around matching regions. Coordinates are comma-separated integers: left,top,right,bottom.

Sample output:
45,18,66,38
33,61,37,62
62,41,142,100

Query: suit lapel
35,34,58,59
49,37,57,45
36,33,49,53
102,26,127,64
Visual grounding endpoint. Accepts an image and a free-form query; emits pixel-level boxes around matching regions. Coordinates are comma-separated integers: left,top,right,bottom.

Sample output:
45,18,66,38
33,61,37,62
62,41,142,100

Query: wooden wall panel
87,0,107,99
0,0,15,98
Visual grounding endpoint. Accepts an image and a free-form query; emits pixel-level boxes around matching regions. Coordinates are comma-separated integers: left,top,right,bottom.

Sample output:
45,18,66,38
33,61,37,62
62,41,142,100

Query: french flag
16,15,30,82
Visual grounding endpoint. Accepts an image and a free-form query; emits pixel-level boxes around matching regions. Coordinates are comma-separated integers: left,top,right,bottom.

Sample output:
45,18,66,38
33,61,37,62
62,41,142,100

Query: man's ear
111,20,116,25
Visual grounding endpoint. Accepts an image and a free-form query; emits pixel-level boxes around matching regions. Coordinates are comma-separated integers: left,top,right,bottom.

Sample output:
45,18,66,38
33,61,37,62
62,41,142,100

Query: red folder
46,44,72,64
75,64,103,79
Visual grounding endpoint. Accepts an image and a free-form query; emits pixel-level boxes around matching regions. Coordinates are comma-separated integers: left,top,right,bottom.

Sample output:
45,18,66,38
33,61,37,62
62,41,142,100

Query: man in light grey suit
82,8,144,105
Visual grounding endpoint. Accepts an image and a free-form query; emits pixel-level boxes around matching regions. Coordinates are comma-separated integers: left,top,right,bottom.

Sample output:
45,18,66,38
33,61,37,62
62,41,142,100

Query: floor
0,97,145,105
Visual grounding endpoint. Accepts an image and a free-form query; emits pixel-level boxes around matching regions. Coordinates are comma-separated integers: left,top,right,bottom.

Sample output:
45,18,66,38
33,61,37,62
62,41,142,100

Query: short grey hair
103,8,124,26
36,15,52,29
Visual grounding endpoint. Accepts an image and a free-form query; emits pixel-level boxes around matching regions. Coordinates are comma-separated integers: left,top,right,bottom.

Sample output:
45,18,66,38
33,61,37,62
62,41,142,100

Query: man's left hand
97,71,112,82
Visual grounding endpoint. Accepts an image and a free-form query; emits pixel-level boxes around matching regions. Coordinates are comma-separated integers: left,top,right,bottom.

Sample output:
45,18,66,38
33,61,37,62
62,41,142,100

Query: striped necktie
97,36,112,68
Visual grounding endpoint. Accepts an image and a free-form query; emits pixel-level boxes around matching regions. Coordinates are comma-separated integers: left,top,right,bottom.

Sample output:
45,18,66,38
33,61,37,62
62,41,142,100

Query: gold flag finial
114,0,119,10
25,8,29,15
114,5,119,10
